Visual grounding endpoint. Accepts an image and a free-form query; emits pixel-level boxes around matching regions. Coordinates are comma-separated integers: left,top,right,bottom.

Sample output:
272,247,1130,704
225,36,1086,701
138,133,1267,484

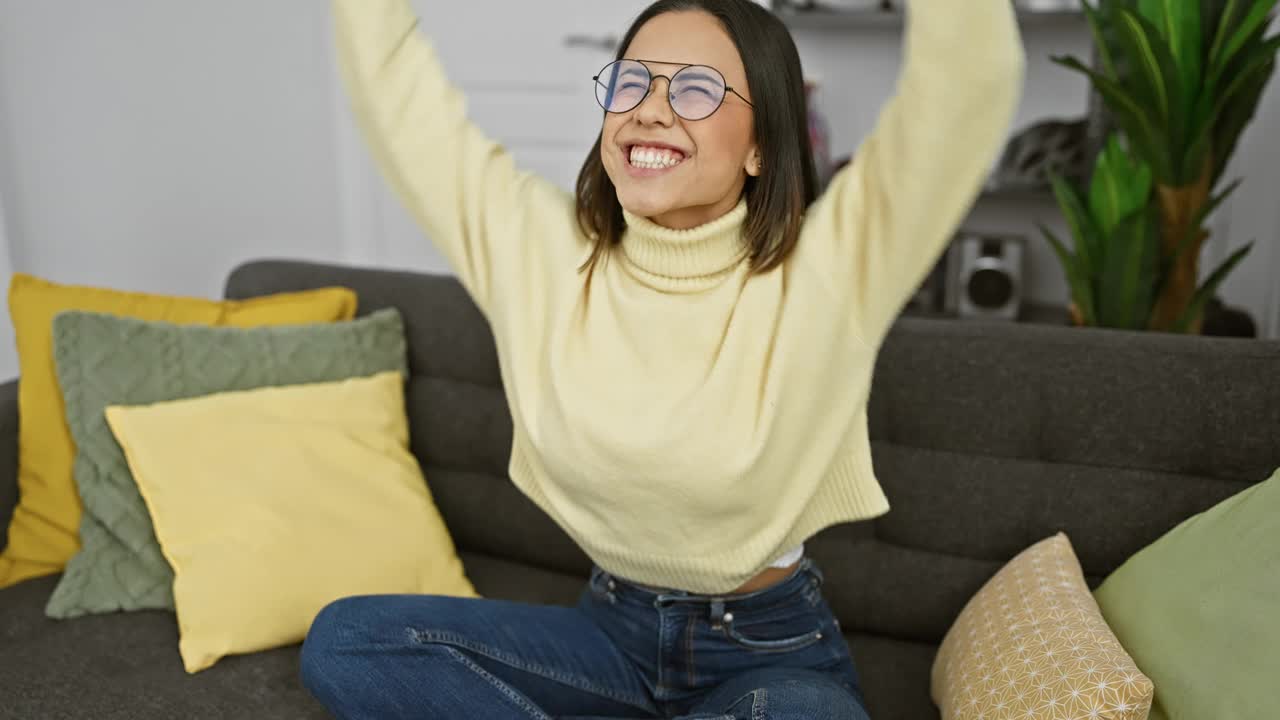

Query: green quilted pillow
45,308,408,618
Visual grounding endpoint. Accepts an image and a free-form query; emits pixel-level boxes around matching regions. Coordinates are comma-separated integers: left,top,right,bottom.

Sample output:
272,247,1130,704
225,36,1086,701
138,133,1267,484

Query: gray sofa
2,259,1278,720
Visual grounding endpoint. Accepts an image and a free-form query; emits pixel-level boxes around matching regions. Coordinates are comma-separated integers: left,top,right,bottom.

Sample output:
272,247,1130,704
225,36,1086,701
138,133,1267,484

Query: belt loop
591,566,619,604
806,557,824,586
709,598,727,629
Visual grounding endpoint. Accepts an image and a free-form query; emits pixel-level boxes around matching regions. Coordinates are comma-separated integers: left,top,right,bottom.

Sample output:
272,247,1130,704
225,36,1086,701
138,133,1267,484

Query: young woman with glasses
303,1,1024,717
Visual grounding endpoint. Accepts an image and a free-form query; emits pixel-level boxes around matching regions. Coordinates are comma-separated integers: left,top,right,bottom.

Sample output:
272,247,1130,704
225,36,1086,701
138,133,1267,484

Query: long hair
575,0,819,276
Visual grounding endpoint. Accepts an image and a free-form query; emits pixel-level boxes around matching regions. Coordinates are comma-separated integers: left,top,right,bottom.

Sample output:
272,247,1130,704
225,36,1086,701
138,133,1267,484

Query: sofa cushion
865,320,1277,646
44,309,407,619
0,575,329,720
0,274,356,591
849,633,940,720
931,533,1152,719
0,554,583,719
1095,467,1280,720
1,553,944,720
106,372,476,673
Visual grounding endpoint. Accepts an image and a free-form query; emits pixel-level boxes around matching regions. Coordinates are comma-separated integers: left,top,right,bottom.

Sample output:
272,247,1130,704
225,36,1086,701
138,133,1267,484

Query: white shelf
776,6,1087,30
980,185,1061,203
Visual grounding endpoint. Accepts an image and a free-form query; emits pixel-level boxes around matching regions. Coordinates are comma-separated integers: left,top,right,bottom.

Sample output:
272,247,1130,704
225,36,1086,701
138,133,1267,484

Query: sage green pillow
45,308,408,619
1094,468,1280,720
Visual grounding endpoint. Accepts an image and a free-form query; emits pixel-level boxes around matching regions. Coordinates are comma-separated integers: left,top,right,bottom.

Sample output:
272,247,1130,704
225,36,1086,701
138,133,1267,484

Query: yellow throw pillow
931,533,1154,720
104,371,477,673
0,273,356,589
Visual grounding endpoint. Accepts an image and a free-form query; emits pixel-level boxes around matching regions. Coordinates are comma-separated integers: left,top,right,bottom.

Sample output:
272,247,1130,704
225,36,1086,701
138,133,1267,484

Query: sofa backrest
225,260,1280,645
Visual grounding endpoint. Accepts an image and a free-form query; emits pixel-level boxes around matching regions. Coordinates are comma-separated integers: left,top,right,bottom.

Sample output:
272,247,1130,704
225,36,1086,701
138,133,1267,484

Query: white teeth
629,146,685,170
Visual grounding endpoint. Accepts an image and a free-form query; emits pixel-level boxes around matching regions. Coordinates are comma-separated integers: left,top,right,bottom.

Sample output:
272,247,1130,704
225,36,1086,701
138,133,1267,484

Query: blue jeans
300,557,870,719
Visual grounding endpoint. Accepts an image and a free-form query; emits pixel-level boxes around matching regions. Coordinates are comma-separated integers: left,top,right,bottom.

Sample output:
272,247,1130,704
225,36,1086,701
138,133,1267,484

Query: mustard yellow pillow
931,533,1154,720
104,371,477,673
0,273,356,589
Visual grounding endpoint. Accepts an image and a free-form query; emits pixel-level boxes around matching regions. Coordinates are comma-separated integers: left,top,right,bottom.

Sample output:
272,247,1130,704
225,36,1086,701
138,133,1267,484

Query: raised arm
797,0,1025,346
332,0,577,315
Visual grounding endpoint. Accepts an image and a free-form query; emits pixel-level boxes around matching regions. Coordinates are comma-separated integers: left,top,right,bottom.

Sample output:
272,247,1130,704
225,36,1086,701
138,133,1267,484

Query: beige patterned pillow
931,533,1153,720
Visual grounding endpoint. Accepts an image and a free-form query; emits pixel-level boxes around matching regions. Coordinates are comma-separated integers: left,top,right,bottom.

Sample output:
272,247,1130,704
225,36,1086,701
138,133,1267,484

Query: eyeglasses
593,59,754,121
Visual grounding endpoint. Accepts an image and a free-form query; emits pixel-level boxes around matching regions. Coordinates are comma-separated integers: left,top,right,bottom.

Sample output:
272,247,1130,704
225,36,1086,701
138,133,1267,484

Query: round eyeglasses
593,59,754,122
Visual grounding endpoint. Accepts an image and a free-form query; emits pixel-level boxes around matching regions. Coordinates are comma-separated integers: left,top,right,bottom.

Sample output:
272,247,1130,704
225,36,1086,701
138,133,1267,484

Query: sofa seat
1,552,941,719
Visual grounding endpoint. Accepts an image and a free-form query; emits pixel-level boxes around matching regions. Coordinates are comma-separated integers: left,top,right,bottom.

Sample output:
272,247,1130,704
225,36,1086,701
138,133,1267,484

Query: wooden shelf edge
776,6,1087,30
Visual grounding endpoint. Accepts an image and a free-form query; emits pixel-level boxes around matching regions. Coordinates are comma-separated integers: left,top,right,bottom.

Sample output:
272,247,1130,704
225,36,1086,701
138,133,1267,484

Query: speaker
944,232,1026,321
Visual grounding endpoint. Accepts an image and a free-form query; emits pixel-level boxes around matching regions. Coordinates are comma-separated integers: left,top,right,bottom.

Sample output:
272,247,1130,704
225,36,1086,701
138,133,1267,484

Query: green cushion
1094,468,1280,720
44,308,407,618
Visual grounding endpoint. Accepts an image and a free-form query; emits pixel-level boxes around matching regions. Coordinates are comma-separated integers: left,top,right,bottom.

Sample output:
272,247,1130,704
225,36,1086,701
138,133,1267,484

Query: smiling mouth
625,145,688,171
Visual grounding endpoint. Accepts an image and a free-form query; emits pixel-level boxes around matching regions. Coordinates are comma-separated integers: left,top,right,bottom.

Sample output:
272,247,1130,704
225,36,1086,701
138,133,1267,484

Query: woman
302,0,1024,717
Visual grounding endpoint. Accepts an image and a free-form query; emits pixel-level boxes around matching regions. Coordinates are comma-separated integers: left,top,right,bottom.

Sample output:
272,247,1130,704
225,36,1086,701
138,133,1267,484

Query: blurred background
0,0,1276,379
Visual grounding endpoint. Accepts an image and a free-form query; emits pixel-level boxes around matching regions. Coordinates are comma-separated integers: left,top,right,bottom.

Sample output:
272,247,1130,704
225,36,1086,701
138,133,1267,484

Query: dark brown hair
575,0,819,276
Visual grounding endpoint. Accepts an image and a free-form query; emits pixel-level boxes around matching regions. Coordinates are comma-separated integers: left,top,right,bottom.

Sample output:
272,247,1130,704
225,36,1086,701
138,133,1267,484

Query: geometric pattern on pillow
931,533,1154,720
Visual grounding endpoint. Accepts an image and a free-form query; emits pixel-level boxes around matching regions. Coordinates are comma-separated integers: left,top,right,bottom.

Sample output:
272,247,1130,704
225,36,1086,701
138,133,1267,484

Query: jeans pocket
718,605,826,653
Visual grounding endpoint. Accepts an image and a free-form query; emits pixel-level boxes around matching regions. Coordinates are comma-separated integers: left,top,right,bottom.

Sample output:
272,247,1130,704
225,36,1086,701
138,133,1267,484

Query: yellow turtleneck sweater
333,0,1025,594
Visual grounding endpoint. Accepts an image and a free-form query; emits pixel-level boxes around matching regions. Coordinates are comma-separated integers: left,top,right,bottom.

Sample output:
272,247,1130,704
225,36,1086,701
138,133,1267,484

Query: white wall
0,188,14,379
0,1,346,300
1215,67,1280,339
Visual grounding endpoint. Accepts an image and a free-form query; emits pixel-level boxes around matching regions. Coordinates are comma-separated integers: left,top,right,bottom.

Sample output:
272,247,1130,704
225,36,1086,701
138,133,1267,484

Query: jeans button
607,580,617,591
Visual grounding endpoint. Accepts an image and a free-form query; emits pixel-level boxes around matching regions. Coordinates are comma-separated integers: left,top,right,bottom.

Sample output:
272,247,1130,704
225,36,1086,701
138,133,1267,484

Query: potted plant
1045,0,1279,333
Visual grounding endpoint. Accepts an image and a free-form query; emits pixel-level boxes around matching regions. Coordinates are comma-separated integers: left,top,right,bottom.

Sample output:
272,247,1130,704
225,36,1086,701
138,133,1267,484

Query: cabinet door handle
563,34,620,52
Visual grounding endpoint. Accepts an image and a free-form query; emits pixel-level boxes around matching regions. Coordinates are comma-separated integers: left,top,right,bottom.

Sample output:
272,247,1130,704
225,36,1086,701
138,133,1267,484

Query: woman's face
601,11,760,230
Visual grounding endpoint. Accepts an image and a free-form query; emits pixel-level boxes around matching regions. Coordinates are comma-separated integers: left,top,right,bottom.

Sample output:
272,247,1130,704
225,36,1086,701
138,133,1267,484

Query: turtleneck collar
619,199,749,289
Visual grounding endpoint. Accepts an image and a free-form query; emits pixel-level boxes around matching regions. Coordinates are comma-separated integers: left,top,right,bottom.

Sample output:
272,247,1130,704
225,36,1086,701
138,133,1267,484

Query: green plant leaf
1211,36,1280,182
1214,0,1279,70
1176,33,1279,182
1039,222,1098,326
1222,35,1280,93
1090,140,1122,235
1112,9,1174,115
1139,0,1203,111
1113,9,1191,179
1090,136,1154,235
1208,16,1268,97
1172,242,1255,332
1183,90,1219,180
1207,0,1242,63
1050,173,1100,275
1053,56,1175,181
1082,1,1121,77
1098,209,1160,329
